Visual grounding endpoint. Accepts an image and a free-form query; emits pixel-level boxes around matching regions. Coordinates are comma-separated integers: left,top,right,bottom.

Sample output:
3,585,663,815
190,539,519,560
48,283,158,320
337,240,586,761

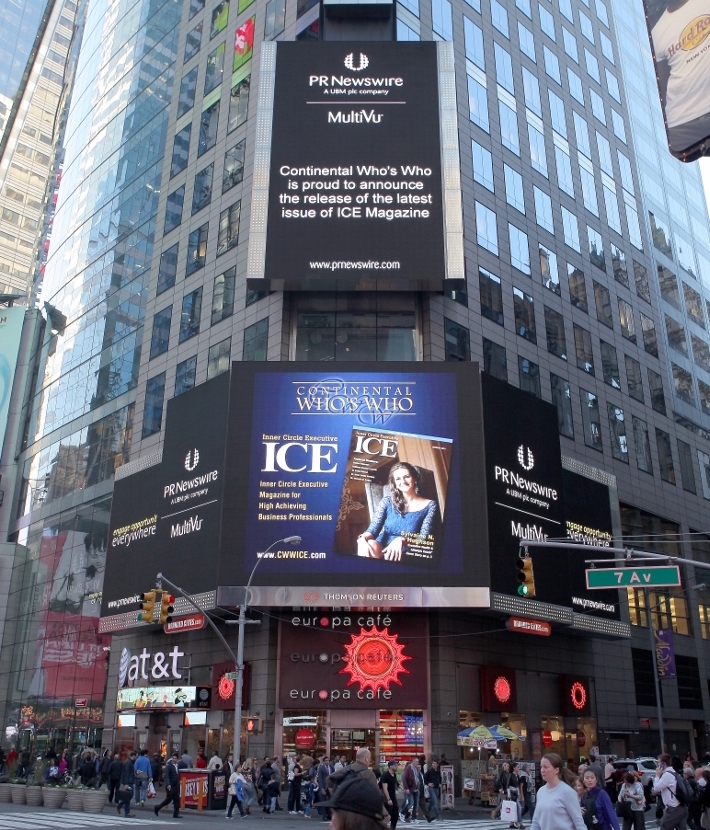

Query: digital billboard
483,374,619,619
101,372,230,615
643,0,710,161
249,42,462,291
219,362,489,601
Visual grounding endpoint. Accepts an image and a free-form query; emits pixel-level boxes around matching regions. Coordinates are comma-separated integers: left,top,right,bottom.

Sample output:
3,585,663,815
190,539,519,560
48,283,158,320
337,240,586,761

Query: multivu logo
328,109,383,124
344,53,369,71
184,448,200,471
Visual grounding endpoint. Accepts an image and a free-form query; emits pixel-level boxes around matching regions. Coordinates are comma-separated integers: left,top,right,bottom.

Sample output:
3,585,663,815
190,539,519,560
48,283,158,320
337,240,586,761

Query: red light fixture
570,681,587,710
494,676,512,704
217,674,235,701
340,626,410,693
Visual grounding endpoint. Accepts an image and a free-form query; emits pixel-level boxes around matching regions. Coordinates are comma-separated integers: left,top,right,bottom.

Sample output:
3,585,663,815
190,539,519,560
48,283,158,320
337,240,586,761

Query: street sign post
224,671,238,680
585,565,681,589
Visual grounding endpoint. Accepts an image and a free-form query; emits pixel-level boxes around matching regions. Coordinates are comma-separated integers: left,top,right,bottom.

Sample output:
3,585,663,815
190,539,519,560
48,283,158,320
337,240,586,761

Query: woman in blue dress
356,462,438,562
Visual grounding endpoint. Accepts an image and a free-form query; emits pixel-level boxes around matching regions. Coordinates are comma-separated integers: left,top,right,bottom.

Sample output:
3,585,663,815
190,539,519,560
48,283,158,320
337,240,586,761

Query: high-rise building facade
2,0,710,764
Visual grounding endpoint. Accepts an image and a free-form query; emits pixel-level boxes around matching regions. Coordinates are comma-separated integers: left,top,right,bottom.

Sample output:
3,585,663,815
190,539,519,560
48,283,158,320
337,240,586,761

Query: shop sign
507,617,552,636
542,730,553,747
117,646,184,686
295,728,317,750
117,685,211,710
559,675,591,716
480,665,517,712
278,613,427,709
164,613,205,634
180,770,209,808
75,698,88,708
655,628,676,678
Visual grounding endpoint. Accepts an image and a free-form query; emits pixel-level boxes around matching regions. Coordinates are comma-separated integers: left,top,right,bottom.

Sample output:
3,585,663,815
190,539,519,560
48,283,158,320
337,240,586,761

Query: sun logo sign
340,627,410,693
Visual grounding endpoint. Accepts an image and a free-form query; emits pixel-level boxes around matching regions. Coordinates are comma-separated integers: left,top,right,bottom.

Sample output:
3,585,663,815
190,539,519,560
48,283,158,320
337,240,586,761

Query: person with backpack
582,769,621,830
653,753,690,830
682,767,702,830
329,748,379,792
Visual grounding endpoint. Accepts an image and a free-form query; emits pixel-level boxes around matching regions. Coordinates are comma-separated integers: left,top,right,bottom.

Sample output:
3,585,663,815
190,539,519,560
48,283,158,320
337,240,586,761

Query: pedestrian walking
330,748,379,792
401,757,422,823
100,750,112,788
530,753,586,830
520,763,535,822
618,771,646,830
288,763,303,813
108,753,123,803
117,750,137,818
180,750,192,768
134,748,152,805
424,759,442,821
259,758,273,809
381,760,400,830
270,757,283,810
154,752,182,819
208,750,223,771
493,763,512,820
683,768,702,830
268,773,280,813
654,754,689,830
152,753,164,787
227,764,247,818
195,749,207,768
582,768,621,830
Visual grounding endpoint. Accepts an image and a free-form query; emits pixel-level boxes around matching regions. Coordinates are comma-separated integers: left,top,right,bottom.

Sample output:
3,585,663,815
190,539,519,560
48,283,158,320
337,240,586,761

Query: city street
0,803,663,830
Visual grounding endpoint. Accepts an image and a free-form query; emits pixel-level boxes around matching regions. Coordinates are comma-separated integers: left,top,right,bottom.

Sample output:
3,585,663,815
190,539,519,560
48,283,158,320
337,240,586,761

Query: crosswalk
0,811,170,829
432,819,661,829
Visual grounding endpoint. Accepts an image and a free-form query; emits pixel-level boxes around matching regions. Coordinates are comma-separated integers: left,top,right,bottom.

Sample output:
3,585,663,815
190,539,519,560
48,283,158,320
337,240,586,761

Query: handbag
501,800,518,822
616,799,633,820
147,781,156,798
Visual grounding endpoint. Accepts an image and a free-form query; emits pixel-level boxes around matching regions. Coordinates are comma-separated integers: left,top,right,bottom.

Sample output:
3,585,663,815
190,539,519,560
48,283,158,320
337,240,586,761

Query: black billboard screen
260,42,448,289
643,0,710,161
101,372,230,616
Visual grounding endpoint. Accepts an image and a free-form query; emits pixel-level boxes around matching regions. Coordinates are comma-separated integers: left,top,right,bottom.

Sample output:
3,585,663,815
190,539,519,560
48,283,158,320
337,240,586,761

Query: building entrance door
329,729,376,764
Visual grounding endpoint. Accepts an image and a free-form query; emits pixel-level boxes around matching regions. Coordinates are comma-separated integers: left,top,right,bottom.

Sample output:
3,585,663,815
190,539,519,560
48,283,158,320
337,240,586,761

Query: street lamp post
226,535,301,761
645,587,665,755
157,534,301,762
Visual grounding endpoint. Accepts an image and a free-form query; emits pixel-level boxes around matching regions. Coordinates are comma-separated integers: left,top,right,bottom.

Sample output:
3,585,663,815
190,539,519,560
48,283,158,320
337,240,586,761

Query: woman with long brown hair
357,462,437,562
531,753,586,830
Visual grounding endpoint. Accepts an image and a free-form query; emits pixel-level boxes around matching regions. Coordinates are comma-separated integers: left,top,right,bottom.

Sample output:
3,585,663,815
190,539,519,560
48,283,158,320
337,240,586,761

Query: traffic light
138,591,157,623
159,593,175,624
516,555,536,597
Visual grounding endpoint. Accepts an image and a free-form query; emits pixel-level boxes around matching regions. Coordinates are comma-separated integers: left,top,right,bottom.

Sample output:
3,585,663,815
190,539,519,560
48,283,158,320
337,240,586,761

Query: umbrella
489,724,525,741
457,725,496,740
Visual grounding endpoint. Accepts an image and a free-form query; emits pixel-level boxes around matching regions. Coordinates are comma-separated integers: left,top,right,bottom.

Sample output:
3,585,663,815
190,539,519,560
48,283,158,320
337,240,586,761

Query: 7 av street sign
586,565,681,589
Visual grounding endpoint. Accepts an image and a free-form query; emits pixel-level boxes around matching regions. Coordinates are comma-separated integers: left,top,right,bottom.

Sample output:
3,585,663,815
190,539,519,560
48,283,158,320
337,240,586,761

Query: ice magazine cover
333,427,453,566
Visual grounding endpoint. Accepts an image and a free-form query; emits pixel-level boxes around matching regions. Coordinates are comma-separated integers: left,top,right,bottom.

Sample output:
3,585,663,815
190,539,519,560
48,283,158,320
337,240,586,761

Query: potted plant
42,783,66,809
9,777,27,804
26,759,46,806
64,783,84,811
82,785,108,813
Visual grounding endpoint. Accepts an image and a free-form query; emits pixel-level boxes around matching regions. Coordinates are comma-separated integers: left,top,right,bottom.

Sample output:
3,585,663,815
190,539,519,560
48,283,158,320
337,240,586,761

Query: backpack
672,772,693,806
328,767,358,796
583,790,609,830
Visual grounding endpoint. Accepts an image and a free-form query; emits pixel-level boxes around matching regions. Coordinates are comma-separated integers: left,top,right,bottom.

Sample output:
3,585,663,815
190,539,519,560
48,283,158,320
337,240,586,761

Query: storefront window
379,711,423,764
282,711,327,759
331,729,376,764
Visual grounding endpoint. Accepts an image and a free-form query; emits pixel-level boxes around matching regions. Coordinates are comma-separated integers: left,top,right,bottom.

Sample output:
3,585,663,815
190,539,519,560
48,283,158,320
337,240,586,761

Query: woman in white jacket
227,765,247,819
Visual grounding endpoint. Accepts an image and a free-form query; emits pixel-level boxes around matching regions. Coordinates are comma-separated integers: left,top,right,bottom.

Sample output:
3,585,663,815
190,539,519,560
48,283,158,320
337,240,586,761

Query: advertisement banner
642,0,710,160
278,613,427,709
655,628,677,678
220,362,488,593
257,42,449,290
101,372,230,615
0,306,24,456
116,686,211,710
483,375,619,619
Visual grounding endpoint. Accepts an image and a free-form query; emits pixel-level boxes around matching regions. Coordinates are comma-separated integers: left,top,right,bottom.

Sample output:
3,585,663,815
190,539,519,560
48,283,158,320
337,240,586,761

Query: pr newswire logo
517,445,534,471
184,448,200,471
344,52,368,71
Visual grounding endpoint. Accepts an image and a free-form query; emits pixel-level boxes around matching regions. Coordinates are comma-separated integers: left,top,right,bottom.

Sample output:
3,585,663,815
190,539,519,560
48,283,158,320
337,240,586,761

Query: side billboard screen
483,375,619,620
219,362,489,602
252,42,454,290
643,0,710,161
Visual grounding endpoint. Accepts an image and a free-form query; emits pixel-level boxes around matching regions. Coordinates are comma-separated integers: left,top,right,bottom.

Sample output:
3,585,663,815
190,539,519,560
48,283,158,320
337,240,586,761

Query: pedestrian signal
516,556,536,597
245,717,262,733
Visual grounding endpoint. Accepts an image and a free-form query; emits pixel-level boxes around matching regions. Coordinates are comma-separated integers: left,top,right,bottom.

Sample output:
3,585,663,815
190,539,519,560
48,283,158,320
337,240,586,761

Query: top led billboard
643,0,710,161
247,42,464,291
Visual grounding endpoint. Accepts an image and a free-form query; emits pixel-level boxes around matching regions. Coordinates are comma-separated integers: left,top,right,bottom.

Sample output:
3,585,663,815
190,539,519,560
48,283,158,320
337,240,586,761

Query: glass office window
604,186,622,234
580,389,602,450
562,27,578,62
179,289,202,342
217,200,241,256
594,281,613,328
672,364,695,406
698,380,710,416
539,3,555,39
600,30,614,62
192,164,214,214
544,306,567,359
208,337,232,379
691,334,710,372
164,186,185,234
204,42,225,93
579,9,594,41
608,404,628,462
150,307,172,358
491,0,509,36
178,68,199,117
640,313,659,357
518,22,535,60
468,76,489,131
551,373,574,437
612,109,626,142
678,440,696,493
618,299,636,342
656,429,676,484
504,164,525,213
522,67,542,115
264,0,286,38
472,140,494,190
540,244,560,294
683,282,705,327
175,356,197,396
534,186,553,232
143,374,166,437
198,101,220,155
157,244,179,295
580,166,599,215
568,264,588,310
211,0,229,36
212,266,236,325
223,140,246,192
519,356,541,397
444,318,471,361
528,124,547,175
543,46,561,83
494,43,514,93
665,315,688,356
483,338,508,380
170,125,191,178
243,318,269,360
648,369,667,415
185,23,203,62
228,76,250,132
186,223,209,275
625,355,644,402
606,69,621,102
510,224,531,274
516,0,531,17
479,268,504,325
562,208,580,251
633,416,653,473
567,67,584,102
574,111,591,156
611,245,628,287
633,260,651,303
574,323,594,373
548,90,567,136
513,287,536,342
600,340,620,388
464,18,485,68
588,226,605,269
584,48,600,82
555,146,574,196
476,202,498,254
499,101,519,153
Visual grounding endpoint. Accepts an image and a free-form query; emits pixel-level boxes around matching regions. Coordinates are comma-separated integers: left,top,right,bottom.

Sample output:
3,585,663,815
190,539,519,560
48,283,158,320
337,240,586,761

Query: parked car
613,758,659,800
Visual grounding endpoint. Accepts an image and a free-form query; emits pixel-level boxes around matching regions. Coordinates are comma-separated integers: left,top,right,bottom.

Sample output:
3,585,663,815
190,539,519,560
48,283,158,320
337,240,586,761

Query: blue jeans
403,791,419,820
428,788,440,819
134,776,148,803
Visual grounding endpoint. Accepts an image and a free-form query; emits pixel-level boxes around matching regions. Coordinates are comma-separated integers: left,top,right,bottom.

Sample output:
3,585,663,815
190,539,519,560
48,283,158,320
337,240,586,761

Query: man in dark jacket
108,753,123,803
259,758,273,809
381,760,400,829
117,750,137,817
317,756,334,821
425,760,442,820
154,752,181,818
152,753,164,787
